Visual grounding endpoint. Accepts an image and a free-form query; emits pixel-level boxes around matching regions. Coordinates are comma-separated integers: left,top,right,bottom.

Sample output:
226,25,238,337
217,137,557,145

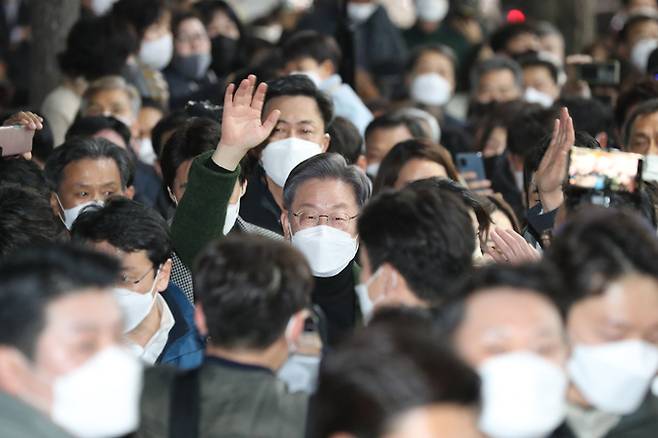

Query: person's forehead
633,110,658,132
265,95,324,125
369,124,413,144
45,288,120,331
178,17,205,34
524,64,552,79
61,158,121,185
481,69,516,84
92,241,150,269
416,50,454,69
462,287,561,329
292,178,359,209
90,88,132,105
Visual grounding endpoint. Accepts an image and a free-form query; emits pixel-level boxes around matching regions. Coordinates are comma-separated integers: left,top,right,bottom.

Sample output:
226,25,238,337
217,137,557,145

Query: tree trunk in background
29,0,79,108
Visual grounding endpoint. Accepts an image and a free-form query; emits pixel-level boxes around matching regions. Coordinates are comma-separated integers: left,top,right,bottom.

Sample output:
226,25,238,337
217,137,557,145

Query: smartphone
0,126,34,157
577,61,620,86
456,152,486,181
568,146,643,193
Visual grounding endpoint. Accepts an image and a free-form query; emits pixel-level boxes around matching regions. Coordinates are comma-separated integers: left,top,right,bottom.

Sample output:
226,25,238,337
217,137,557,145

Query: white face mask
90,0,117,15
524,87,555,108
56,195,104,231
51,346,143,438
513,170,524,192
354,267,388,323
290,70,322,88
631,38,658,73
137,136,157,165
416,0,449,23
291,225,359,277
112,268,161,333
139,33,174,71
223,200,240,235
366,162,380,178
261,137,323,187
479,351,568,438
347,2,378,23
568,339,658,415
410,73,452,107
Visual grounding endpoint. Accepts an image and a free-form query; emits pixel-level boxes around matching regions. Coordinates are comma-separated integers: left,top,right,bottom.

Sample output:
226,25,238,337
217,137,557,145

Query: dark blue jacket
156,284,204,370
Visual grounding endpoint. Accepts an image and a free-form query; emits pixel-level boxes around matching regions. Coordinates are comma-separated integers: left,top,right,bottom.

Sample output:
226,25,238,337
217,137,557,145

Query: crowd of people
2,0,658,437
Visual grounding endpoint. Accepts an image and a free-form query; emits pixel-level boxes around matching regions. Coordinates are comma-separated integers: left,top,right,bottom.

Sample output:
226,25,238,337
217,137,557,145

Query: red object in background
507,9,526,23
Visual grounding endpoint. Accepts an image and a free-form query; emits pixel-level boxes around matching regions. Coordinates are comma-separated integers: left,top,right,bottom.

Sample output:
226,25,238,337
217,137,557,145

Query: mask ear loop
167,187,179,206
54,193,67,225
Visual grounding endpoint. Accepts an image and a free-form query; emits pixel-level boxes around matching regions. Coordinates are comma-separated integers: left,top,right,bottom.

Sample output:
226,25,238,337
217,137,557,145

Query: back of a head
66,115,132,147
506,104,559,158
44,137,134,192
0,243,119,358
0,185,63,260
489,22,539,55
71,197,172,267
194,235,313,350
160,117,220,191
546,207,658,306
365,112,424,144
615,78,658,131
358,181,475,304
373,139,460,194
111,0,167,40
310,322,480,438
151,110,189,158
281,30,342,70
327,116,362,165
0,157,49,199
557,97,613,140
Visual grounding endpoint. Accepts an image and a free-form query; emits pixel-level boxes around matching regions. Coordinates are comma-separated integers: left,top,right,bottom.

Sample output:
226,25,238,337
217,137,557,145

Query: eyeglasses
292,210,359,230
119,267,155,287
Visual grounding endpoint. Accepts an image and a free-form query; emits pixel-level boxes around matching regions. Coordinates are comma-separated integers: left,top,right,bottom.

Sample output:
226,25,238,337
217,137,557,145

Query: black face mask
210,35,239,77
467,100,497,122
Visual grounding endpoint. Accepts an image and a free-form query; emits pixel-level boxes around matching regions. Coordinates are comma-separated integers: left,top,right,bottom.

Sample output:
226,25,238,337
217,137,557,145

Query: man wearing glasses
71,197,204,369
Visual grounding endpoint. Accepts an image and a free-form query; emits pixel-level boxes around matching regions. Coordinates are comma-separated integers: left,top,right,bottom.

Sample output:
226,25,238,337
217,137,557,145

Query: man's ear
0,347,31,396
155,258,172,294
595,131,608,148
281,210,292,240
286,310,307,345
49,192,62,218
194,304,208,337
124,186,135,200
356,154,367,172
319,59,336,78
321,133,331,152
239,179,248,198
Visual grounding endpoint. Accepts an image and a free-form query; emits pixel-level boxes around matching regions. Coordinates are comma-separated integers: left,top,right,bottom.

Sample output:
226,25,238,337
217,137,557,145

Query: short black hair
44,136,134,192
364,112,424,144
194,0,243,39
506,104,559,157
193,235,312,350
283,153,372,210
32,115,55,163
0,157,50,199
436,263,567,339
327,116,362,165
0,185,63,260
310,321,480,438
622,98,658,147
71,197,172,267
0,243,119,358
281,30,342,71
614,78,658,131
406,43,458,73
546,207,658,308
59,15,137,80
111,0,168,41
518,53,559,84
557,96,614,140
358,181,475,304
619,12,658,44
151,110,189,158
489,22,539,54
265,75,334,129
372,139,460,194
66,115,132,147
161,117,220,191
470,56,524,92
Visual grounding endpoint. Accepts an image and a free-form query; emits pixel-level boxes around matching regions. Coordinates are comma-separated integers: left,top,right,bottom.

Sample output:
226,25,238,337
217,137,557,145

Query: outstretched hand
532,107,574,212
212,75,280,171
485,228,541,264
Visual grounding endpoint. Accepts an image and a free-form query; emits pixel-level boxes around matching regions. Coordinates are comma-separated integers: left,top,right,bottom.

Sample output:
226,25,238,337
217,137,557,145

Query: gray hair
80,75,142,119
470,55,523,94
283,153,372,211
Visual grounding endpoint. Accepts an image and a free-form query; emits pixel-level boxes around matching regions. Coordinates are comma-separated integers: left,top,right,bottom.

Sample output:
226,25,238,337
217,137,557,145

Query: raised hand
532,107,574,212
486,228,541,264
212,75,280,170
4,111,43,130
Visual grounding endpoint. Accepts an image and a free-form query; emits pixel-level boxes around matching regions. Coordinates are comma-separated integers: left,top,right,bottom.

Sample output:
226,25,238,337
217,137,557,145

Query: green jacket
137,358,308,438
0,392,73,438
170,151,238,268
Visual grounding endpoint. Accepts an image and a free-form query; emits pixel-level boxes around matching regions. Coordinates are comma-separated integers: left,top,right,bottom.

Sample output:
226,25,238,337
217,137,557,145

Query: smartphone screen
568,147,643,193
0,126,34,157
578,61,620,86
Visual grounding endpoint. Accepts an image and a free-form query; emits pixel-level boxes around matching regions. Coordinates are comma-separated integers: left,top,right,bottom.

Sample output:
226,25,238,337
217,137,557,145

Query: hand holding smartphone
0,125,35,157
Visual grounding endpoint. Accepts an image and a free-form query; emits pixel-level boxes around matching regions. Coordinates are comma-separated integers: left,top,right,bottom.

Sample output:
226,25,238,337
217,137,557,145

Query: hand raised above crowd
211,75,281,171
3,111,43,130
